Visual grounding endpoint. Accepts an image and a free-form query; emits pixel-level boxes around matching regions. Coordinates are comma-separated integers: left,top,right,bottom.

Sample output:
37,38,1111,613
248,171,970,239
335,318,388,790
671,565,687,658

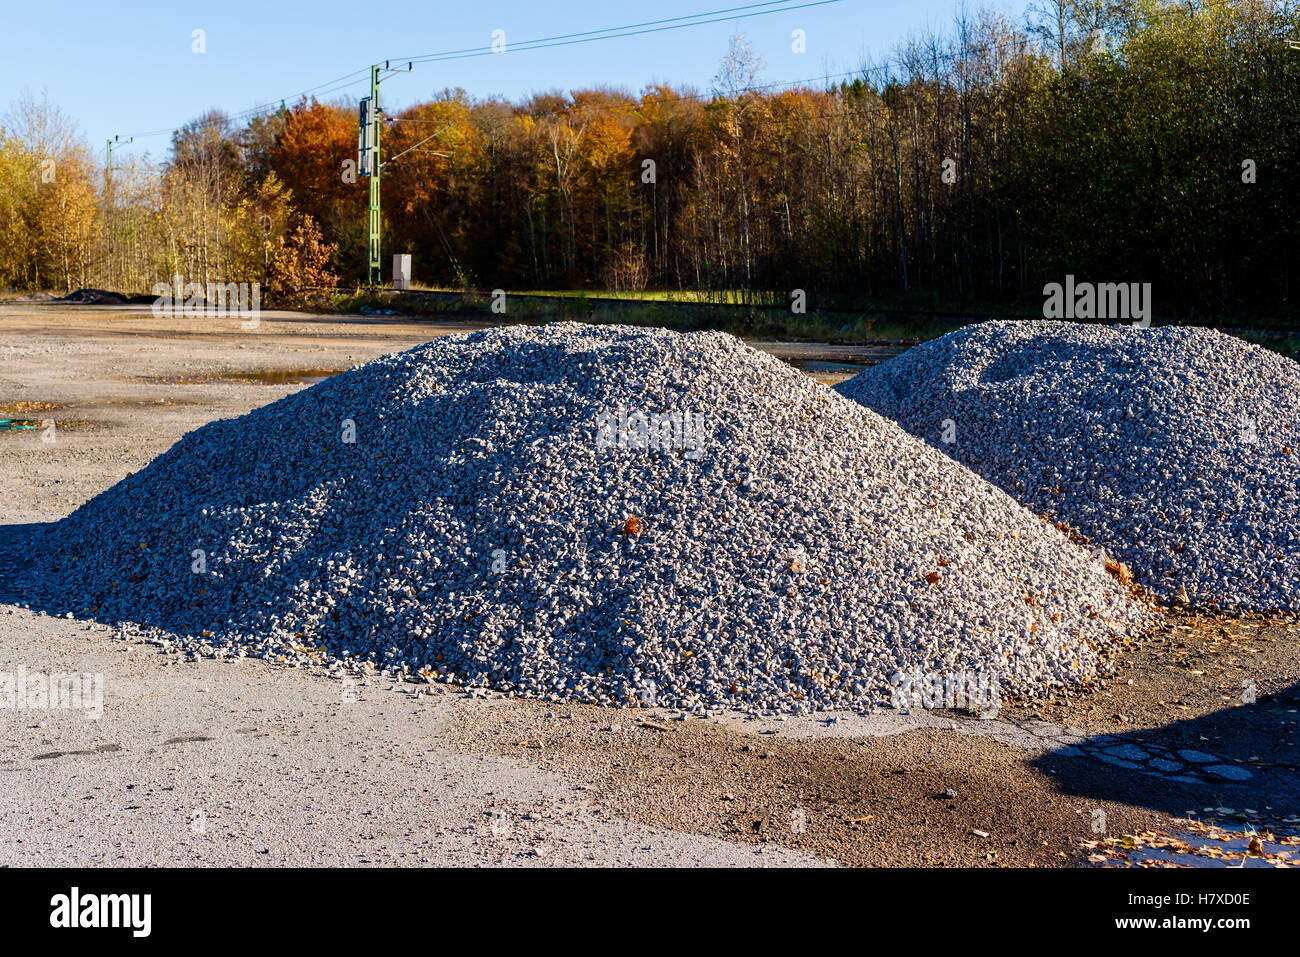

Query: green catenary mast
368,64,382,286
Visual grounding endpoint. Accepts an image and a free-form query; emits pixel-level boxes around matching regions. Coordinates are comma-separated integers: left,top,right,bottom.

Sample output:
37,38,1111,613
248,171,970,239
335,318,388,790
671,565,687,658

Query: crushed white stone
24,322,1151,712
837,320,1300,611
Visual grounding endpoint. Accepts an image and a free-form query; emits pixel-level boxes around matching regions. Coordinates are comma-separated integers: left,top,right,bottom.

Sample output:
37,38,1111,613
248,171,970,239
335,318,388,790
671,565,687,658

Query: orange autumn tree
633,84,705,286
384,91,485,287
270,98,364,275
571,91,639,289
266,214,339,307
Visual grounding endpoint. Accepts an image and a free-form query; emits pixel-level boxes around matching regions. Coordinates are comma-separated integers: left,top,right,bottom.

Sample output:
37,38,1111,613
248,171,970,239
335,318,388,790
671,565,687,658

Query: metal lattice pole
368,64,382,286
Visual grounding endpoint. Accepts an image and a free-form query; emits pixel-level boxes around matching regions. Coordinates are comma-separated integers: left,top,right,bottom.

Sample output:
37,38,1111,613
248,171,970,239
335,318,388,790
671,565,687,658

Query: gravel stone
837,321,1300,610
24,322,1150,711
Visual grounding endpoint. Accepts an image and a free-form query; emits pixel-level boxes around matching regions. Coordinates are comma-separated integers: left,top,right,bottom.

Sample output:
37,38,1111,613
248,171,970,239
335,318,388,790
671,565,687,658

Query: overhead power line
117,0,837,142
396,0,843,64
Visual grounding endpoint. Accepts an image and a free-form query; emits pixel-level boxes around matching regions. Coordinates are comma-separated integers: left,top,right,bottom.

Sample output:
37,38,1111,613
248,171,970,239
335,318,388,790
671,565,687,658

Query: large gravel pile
25,322,1150,712
837,320,1300,611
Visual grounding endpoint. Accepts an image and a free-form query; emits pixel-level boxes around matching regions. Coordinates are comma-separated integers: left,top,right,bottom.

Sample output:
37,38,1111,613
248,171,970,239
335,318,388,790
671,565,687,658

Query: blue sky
3,0,1028,163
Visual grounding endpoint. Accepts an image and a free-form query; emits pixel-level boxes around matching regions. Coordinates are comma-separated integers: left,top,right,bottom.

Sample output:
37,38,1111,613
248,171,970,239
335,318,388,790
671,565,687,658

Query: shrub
265,215,338,308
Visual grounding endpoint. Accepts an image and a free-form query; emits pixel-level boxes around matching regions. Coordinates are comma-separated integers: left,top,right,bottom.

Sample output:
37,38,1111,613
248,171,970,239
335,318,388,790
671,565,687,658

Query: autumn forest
2,0,1298,320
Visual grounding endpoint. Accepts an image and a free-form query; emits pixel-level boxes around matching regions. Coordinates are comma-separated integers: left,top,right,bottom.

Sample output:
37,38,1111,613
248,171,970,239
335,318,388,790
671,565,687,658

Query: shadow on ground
0,522,52,604
1031,683,1300,828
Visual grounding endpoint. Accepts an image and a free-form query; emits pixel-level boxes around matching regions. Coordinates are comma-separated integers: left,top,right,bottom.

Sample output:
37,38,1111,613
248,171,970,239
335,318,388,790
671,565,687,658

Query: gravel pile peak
26,322,1150,712
837,320,1300,611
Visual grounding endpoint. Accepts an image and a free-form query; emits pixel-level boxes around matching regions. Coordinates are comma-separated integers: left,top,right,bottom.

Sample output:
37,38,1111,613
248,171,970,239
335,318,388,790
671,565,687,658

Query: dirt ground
2,302,1296,867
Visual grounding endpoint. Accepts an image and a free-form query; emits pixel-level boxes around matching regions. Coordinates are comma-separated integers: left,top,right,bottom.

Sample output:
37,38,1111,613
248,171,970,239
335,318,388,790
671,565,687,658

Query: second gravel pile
837,320,1300,611
25,322,1149,711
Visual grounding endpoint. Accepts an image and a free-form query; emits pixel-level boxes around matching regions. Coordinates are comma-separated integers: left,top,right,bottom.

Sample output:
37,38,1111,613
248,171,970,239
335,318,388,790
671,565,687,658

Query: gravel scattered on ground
23,322,1150,712
837,321,1300,611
